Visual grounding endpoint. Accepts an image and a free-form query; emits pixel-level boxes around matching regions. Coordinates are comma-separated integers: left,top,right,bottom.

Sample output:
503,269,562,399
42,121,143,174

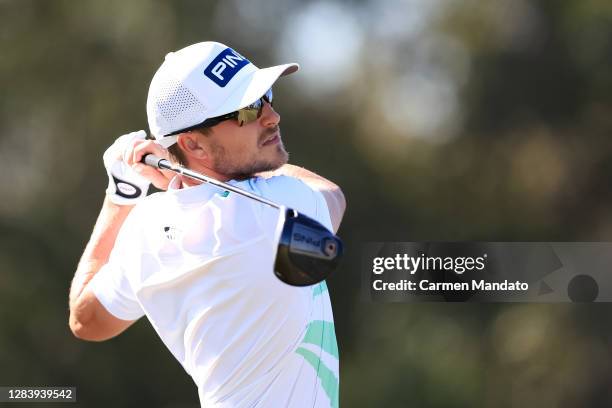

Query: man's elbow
69,311,115,342
69,315,99,342
69,320,90,341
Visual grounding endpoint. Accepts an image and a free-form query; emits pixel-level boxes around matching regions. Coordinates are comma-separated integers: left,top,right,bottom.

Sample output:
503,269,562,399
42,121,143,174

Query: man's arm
259,164,346,233
68,198,138,341
69,137,172,341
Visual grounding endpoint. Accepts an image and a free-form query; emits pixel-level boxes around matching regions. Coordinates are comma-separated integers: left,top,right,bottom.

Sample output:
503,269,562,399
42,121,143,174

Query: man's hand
103,130,173,205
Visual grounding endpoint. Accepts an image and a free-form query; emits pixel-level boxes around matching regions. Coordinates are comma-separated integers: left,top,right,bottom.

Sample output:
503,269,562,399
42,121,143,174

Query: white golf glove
103,130,153,205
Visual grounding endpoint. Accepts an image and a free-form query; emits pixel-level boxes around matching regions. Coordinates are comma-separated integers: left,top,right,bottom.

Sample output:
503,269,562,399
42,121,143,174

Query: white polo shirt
89,175,339,408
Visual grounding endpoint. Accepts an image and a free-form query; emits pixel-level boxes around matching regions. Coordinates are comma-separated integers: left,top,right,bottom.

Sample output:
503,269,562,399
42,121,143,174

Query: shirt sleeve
88,208,146,321
309,188,333,232
257,175,333,231
89,263,145,321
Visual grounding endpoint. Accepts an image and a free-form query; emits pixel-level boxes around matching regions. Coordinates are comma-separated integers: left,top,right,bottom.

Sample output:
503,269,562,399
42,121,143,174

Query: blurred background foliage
2,0,612,407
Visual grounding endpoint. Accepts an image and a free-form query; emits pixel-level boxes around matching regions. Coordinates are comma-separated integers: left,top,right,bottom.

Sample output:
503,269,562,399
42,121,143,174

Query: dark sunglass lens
264,88,273,104
234,89,275,126
237,108,260,126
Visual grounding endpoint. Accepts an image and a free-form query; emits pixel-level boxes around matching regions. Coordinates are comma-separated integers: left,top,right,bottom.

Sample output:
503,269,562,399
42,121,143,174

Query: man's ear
176,133,208,161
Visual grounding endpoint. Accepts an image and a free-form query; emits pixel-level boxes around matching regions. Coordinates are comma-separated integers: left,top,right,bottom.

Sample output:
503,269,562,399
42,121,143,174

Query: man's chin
259,155,288,173
263,145,289,171
275,147,289,167
230,153,289,180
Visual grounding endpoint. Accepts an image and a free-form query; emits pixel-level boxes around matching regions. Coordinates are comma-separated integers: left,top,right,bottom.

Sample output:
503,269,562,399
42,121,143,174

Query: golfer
68,41,345,407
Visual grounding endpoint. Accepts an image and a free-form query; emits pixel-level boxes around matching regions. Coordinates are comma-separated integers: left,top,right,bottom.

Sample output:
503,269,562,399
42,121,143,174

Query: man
68,41,345,408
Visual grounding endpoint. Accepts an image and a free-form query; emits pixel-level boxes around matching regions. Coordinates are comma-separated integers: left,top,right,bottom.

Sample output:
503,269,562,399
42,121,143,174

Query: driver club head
274,209,343,286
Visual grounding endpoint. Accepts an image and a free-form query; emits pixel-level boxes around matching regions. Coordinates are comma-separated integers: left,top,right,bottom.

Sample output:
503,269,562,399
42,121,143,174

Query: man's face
200,102,289,179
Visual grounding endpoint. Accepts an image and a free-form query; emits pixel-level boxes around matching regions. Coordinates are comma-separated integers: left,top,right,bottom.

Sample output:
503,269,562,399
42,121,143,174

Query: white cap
146,41,299,147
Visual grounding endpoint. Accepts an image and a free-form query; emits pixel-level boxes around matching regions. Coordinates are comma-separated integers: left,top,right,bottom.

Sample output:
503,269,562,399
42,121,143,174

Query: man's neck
180,161,232,186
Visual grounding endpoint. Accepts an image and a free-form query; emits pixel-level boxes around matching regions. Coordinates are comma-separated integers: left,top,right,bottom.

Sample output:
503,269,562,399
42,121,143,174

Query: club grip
141,154,165,169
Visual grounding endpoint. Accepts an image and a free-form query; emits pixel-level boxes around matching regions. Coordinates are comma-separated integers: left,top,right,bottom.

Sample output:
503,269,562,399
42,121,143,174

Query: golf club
142,154,343,286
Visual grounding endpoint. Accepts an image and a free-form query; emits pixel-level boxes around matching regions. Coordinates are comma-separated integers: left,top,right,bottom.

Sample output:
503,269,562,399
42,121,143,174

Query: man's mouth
262,133,280,146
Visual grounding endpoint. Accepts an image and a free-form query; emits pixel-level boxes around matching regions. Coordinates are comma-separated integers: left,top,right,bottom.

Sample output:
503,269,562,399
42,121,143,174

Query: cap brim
205,63,299,118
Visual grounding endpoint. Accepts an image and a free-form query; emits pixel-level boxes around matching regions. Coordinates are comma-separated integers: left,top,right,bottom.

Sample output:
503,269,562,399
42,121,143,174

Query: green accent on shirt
302,320,339,359
296,347,339,408
313,282,328,298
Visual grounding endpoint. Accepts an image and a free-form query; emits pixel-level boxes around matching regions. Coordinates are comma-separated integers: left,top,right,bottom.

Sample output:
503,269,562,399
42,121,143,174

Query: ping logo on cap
204,48,250,87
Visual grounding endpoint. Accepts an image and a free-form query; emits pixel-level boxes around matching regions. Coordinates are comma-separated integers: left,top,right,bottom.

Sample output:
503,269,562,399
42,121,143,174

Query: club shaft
143,154,282,210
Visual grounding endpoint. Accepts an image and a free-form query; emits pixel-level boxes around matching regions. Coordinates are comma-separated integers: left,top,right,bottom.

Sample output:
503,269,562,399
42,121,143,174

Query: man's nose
259,101,280,127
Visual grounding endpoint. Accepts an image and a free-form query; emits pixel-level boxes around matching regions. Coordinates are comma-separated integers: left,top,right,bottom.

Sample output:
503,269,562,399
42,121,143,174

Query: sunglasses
167,89,274,136
218,88,274,127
